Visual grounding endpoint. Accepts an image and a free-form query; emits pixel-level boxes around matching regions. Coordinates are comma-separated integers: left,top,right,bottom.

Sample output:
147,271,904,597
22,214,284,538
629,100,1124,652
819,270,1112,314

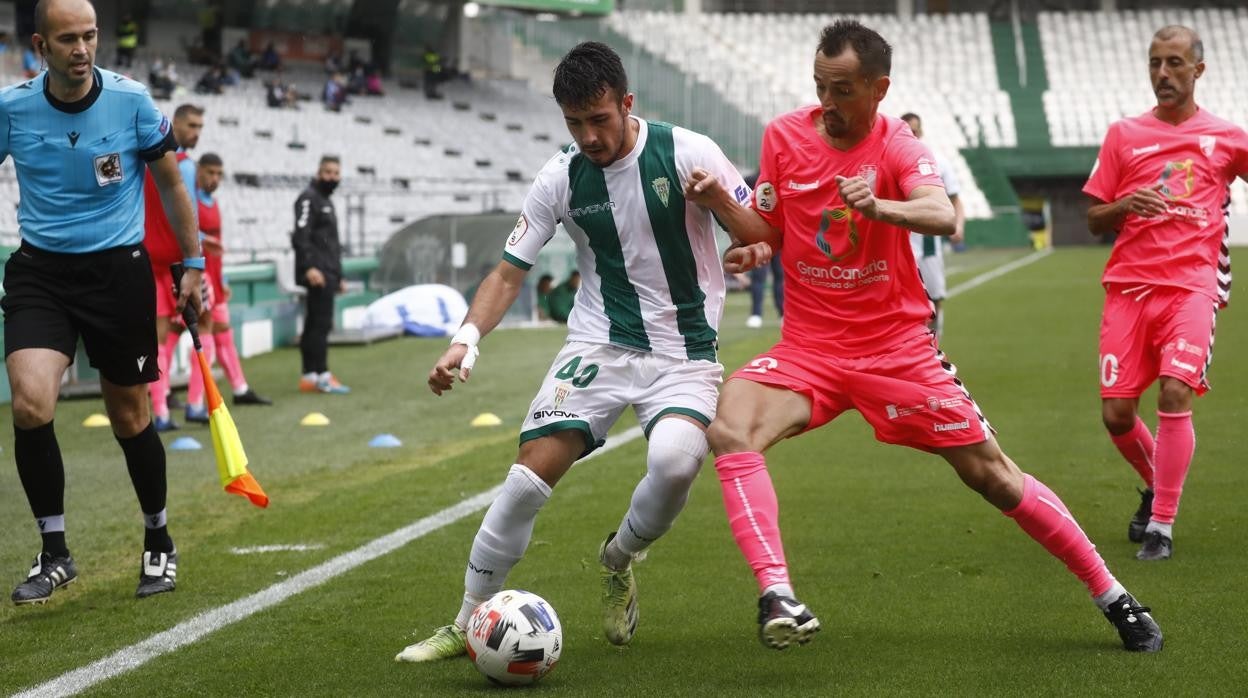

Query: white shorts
519,341,722,456
914,253,947,302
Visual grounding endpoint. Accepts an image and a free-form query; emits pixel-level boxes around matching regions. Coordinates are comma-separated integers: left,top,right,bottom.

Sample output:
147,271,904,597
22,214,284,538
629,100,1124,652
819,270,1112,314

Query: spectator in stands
345,65,366,96
364,65,385,96
534,273,555,320
183,153,273,424
195,63,225,95
259,41,281,71
227,39,255,79
900,112,964,341
323,71,347,111
423,45,443,99
324,50,343,75
293,156,350,394
144,104,207,432
115,13,137,68
148,57,177,100
347,48,365,74
266,69,298,109
741,172,782,329
546,270,580,323
1084,24,1248,563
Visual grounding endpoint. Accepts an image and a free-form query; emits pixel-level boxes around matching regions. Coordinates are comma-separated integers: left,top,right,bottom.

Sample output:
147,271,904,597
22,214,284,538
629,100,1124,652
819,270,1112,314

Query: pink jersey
753,107,946,356
1084,108,1248,306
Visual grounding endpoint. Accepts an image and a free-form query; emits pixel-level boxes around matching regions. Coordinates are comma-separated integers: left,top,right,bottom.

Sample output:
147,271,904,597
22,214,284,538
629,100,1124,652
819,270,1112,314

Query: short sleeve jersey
0,68,173,253
1084,108,1248,306
503,117,748,362
753,107,946,356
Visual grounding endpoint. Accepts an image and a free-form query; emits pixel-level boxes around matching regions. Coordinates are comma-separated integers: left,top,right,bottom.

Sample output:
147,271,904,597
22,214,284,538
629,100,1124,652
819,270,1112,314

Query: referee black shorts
3,241,159,386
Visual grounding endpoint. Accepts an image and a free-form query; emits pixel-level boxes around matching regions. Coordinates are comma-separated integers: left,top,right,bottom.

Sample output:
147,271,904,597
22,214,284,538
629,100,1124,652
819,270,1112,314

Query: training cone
300,412,331,426
470,412,502,427
82,413,111,428
369,433,402,448
169,436,203,451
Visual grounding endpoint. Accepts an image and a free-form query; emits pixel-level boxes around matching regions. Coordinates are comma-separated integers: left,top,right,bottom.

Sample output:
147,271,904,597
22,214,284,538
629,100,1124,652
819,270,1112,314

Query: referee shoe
136,550,178,598
12,552,78,605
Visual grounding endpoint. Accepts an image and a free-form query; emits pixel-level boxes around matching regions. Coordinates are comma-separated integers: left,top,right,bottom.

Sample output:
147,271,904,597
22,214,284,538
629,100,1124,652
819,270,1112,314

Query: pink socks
1004,474,1116,597
186,340,216,408
214,329,247,393
1150,411,1195,525
715,452,791,593
1109,416,1155,489
149,331,181,418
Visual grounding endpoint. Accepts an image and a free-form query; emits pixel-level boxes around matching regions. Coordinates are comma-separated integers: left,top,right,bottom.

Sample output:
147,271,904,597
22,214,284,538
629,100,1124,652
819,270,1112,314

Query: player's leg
597,357,718,644
770,256,784,318
747,265,766,327
1098,286,1161,541
4,245,83,605
395,432,584,663
212,306,271,405
300,285,347,393
940,439,1162,651
1141,291,1215,560
709,347,830,648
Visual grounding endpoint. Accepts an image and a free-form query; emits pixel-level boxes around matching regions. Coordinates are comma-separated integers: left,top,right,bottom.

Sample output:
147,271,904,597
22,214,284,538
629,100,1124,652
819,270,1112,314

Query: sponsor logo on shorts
533,410,579,421
136,355,147,372
1168,338,1205,358
887,397,964,420
1169,357,1198,373
886,404,899,420
934,420,970,433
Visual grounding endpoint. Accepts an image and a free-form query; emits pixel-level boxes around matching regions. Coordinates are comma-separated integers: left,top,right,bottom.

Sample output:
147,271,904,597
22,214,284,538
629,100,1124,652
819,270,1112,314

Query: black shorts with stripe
3,241,158,386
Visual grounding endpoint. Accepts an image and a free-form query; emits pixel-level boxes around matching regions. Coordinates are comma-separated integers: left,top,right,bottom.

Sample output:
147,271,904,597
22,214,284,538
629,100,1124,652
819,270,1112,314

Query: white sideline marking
946,247,1053,299
229,544,326,555
15,425,646,698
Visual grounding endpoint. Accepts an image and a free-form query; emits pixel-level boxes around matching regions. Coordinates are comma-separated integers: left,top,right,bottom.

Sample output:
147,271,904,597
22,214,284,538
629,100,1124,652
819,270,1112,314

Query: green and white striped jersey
504,117,748,362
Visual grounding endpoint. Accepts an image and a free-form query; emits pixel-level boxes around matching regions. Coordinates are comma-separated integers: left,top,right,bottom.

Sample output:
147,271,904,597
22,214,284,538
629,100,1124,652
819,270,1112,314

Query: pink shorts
1099,283,1218,398
152,265,214,320
731,333,993,452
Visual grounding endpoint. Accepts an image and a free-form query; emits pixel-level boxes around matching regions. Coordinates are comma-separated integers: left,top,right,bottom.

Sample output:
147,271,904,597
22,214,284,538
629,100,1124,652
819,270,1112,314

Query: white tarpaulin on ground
364,284,468,337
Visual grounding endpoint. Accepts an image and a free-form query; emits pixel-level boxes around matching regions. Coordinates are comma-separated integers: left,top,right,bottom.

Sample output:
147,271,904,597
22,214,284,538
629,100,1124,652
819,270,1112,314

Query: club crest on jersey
509,214,529,246
94,153,123,187
1156,159,1194,201
815,207,859,262
1199,135,1217,157
651,177,670,207
857,165,878,193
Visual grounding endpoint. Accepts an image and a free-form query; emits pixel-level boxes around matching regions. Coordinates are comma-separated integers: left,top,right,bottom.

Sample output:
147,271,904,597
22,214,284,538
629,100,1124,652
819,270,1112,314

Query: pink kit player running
688,20,1162,653
1084,25,1248,561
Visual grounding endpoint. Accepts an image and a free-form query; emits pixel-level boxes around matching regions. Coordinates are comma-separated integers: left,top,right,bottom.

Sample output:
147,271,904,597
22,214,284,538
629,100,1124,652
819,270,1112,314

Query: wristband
182,256,206,271
451,323,481,348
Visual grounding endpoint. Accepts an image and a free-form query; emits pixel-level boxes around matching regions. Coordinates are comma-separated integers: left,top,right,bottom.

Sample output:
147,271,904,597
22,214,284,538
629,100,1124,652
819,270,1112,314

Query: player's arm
1086,185,1166,235
292,192,324,286
428,260,526,395
840,178,955,236
949,193,965,243
149,152,204,313
685,168,782,248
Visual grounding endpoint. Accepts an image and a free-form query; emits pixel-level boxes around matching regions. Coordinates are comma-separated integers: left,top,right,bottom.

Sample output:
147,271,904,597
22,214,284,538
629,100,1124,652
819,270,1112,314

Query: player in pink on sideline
1084,25,1248,562
685,20,1163,653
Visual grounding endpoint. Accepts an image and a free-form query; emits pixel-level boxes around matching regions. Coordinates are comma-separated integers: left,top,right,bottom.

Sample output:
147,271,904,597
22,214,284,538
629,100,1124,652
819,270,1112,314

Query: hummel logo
1132,144,1160,156
67,131,80,147
137,355,147,372
779,600,806,616
787,180,819,191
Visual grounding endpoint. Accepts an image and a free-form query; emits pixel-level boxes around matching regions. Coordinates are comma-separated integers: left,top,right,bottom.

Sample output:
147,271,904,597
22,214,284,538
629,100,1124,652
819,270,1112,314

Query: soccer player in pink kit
686,20,1162,653
1085,25,1248,561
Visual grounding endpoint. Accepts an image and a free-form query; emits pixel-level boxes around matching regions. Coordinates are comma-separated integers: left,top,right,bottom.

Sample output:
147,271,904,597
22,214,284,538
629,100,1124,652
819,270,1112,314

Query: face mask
315,179,339,196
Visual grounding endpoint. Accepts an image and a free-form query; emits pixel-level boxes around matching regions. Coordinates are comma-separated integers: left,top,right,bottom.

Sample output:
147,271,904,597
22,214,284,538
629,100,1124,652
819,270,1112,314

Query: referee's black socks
118,422,174,553
14,421,70,557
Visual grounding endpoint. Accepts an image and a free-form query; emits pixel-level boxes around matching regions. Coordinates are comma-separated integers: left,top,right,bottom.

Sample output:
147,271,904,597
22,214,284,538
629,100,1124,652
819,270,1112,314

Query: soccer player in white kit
395,41,756,665
901,113,964,340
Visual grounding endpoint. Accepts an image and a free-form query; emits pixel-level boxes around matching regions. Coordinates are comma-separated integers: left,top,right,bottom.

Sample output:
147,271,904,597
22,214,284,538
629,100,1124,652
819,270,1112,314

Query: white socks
455,464,551,628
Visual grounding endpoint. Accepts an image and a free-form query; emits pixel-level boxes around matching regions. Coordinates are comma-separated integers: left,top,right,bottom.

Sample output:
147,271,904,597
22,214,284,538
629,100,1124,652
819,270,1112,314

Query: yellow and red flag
196,350,269,507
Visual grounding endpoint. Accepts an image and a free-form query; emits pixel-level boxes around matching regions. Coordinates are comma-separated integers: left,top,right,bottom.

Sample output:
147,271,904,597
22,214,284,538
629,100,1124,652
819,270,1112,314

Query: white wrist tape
451,324,481,373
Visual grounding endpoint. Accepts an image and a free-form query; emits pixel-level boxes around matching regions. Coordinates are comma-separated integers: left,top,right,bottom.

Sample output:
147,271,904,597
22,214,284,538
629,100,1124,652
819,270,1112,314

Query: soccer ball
465,590,562,686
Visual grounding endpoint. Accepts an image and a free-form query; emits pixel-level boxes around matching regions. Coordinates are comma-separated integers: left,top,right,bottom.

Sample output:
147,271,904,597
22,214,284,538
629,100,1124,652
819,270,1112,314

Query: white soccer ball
465,590,562,686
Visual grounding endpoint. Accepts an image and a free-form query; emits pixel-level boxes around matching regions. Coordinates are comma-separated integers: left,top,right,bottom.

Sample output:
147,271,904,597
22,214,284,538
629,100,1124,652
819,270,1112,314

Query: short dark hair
552,41,628,110
174,103,204,120
198,152,223,168
319,155,340,166
818,20,892,79
1154,25,1203,62
900,112,920,124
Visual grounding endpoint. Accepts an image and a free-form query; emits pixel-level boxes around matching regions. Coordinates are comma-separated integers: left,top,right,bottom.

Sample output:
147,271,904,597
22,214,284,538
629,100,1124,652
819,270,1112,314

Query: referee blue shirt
0,67,176,253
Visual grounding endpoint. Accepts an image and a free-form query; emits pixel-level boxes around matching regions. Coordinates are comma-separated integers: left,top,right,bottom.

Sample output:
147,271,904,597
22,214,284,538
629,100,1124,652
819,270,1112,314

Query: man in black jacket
292,155,350,394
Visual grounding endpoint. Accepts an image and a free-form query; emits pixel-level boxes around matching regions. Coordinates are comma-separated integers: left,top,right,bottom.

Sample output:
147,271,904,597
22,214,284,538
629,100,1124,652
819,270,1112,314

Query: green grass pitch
1,247,1245,695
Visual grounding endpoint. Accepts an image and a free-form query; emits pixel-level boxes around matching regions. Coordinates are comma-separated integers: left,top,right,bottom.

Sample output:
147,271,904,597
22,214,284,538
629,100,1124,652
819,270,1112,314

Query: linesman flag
172,264,270,507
